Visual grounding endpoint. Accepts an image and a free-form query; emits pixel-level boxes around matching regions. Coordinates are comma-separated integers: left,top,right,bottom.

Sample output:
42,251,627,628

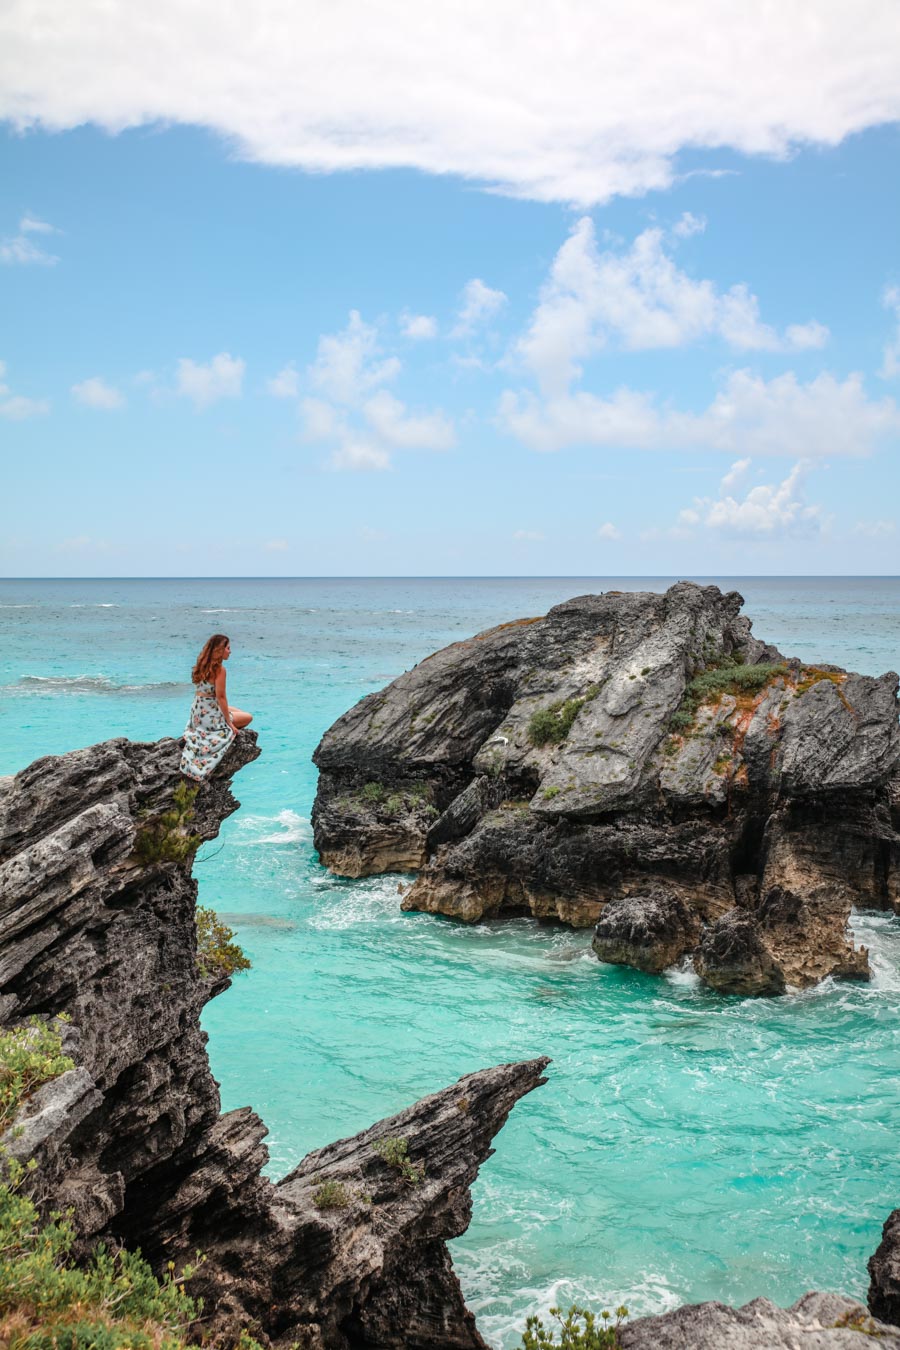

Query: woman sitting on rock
180,633,252,781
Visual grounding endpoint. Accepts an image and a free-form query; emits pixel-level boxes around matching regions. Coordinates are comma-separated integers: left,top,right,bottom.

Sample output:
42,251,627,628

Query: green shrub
372,1136,425,1186
522,1305,628,1349
528,698,585,747
196,908,251,981
312,1180,350,1210
0,1020,266,1350
0,1017,75,1132
670,662,786,734
360,781,386,803
134,783,200,866
542,786,561,800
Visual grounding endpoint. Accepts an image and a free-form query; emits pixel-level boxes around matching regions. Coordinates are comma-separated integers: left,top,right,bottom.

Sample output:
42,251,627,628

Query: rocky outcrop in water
0,732,548,1347
869,1210,900,1327
313,582,900,994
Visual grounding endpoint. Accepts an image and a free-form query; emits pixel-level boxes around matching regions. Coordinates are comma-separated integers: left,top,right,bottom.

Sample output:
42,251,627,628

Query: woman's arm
214,667,236,733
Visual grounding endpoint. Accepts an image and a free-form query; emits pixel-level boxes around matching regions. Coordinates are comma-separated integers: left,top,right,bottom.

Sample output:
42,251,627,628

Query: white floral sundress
180,680,235,781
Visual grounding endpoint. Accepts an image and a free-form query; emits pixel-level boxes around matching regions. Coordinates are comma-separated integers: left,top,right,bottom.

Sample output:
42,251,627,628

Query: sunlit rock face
313,582,900,994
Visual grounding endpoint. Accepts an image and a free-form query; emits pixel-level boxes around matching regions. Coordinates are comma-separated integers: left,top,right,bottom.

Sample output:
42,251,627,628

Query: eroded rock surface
621,1292,900,1348
0,733,548,1348
591,887,700,974
313,583,900,994
869,1209,900,1327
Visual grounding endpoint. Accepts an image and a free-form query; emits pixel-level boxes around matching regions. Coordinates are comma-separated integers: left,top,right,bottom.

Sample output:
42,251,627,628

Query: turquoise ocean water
1,576,899,1344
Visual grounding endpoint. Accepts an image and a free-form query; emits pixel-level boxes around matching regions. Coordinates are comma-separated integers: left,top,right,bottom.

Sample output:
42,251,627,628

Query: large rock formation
313,583,900,994
0,733,548,1348
621,1293,900,1347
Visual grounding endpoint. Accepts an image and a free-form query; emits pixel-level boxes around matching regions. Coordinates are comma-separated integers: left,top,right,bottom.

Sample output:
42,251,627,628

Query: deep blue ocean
2,576,899,1345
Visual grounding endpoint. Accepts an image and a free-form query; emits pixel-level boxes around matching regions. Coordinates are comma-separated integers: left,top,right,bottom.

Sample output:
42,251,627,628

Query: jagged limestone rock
313,583,900,995
0,732,548,1348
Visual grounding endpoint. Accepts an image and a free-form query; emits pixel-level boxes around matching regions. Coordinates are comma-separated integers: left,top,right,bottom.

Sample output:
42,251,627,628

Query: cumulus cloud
71,376,125,409
362,389,455,450
0,360,49,419
499,369,900,459
0,213,60,265
451,279,507,337
401,313,438,340
678,460,822,537
301,312,455,469
310,311,400,404
176,352,245,408
880,286,900,380
597,522,621,540
266,363,299,398
2,4,900,204
515,218,829,396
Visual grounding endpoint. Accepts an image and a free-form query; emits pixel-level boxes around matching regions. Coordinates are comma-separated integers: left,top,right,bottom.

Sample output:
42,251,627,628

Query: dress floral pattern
180,680,235,781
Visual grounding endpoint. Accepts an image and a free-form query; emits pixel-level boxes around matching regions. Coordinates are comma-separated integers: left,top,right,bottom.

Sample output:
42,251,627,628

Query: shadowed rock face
591,888,700,974
869,1210,900,1327
0,733,549,1348
313,582,900,994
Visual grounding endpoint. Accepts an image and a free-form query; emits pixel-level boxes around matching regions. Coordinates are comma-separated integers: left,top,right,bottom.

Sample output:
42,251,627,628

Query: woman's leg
229,706,253,729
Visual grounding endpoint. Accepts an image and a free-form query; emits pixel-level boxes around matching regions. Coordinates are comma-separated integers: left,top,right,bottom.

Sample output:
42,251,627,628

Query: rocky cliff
313,582,900,995
0,732,549,1348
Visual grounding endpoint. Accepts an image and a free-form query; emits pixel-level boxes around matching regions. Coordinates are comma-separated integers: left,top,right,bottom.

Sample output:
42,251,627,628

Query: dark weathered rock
592,888,700,974
0,733,548,1348
693,909,787,996
621,1292,900,1348
313,583,900,993
869,1209,900,1327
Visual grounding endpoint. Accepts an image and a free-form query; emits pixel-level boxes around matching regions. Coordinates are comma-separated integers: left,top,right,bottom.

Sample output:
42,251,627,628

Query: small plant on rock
0,1016,75,1132
360,781,386,804
542,786,561,800
528,697,585,747
135,781,201,865
372,1135,425,1185
312,1179,351,1210
522,1304,628,1350
196,907,251,980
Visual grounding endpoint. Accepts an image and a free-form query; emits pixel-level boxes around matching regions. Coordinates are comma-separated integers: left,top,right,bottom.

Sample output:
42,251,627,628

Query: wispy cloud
451,279,507,338
400,313,438,340
0,360,49,419
71,376,125,410
266,364,299,398
880,285,900,380
1,213,60,266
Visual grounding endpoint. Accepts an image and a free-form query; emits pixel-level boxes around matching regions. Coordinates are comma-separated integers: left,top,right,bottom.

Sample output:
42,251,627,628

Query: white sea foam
238,809,311,845
11,674,186,697
201,608,239,613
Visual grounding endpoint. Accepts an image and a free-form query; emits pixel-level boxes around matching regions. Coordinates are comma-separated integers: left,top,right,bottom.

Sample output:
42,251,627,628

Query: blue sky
2,3,899,576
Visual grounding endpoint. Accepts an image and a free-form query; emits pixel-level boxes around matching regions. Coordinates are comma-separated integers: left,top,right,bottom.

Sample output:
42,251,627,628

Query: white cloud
401,313,438,340
362,389,455,450
0,360,49,419
515,218,829,396
57,534,109,553
3,5,900,205
853,518,896,537
328,439,391,472
513,529,544,541
672,212,706,239
266,363,299,398
499,369,900,458
176,352,245,408
301,313,454,469
451,279,507,338
309,310,400,404
880,285,900,380
1,213,60,265
263,537,289,551
597,522,621,540
71,376,125,409
678,460,822,537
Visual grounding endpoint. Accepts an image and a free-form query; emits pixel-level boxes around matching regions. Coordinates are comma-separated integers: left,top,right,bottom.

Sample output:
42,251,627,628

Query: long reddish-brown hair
192,634,229,685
